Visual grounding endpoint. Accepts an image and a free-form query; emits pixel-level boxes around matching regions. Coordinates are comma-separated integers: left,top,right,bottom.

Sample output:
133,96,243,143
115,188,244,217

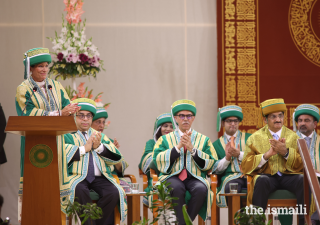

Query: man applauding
64,98,127,225
293,104,320,223
242,99,304,225
153,99,217,224
212,105,251,208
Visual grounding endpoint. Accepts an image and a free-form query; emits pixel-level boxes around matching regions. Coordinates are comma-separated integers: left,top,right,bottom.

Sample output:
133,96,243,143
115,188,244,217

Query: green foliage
80,203,103,225
148,181,178,225
182,204,192,225
234,205,272,225
66,198,102,225
66,198,82,225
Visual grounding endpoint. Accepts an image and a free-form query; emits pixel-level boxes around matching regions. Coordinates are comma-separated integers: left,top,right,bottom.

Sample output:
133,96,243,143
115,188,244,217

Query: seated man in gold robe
242,99,304,225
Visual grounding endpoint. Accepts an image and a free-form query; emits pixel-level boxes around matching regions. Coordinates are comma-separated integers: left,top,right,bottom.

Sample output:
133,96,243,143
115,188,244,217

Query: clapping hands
225,142,240,161
269,138,287,156
84,131,102,152
176,131,193,152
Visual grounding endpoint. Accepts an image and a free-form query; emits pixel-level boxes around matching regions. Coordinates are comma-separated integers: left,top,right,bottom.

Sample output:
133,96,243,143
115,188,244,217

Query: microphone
20,87,37,116
48,85,61,116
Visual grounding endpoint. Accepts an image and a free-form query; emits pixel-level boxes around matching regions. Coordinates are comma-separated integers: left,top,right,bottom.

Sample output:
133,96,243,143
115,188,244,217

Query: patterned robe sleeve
139,139,155,174
241,137,264,174
153,136,175,174
64,133,79,164
193,138,217,171
58,81,71,108
285,135,304,172
100,135,123,166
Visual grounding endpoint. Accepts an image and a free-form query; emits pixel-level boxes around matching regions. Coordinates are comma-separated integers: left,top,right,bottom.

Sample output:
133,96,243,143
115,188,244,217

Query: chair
247,175,298,225
62,173,136,225
149,161,219,225
139,168,149,222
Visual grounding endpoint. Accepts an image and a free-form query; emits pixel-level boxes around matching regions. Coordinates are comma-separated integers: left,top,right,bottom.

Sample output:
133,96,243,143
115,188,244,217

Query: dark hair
155,127,163,141
0,194,3,207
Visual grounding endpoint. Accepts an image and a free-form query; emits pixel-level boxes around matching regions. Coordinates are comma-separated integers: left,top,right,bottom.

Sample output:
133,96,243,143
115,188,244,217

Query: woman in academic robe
15,47,79,221
138,112,173,207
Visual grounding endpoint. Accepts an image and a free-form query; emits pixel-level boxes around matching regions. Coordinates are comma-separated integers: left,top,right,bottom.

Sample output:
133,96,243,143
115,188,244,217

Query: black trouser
252,174,304,225
166,175,207,225
225,177,247,207
75,176,119,225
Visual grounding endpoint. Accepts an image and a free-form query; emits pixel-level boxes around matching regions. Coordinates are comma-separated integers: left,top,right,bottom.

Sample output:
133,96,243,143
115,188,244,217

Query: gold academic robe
242,125,304,205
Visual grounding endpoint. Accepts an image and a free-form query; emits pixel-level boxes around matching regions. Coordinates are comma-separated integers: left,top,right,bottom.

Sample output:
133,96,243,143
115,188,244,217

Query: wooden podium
5,116,77,225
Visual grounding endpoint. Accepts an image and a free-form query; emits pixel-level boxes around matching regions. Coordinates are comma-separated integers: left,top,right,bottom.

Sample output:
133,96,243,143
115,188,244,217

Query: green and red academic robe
153,130,218,220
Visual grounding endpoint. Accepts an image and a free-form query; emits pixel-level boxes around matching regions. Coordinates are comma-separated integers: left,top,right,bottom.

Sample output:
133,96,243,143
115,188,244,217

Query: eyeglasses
93,120,106,125
76,114,93,120
225,119,240,124
268,114,284,120
176,114,194,120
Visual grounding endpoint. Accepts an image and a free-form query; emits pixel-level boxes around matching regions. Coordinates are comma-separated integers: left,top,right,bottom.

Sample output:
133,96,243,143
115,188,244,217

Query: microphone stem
49,88,61,116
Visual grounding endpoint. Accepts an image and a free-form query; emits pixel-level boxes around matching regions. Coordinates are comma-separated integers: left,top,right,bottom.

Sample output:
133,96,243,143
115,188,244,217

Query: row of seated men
65,97,319,225
19,97,316,225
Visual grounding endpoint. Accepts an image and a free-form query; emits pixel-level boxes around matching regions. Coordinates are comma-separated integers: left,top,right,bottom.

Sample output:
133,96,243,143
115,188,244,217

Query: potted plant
144,181,178,225
66,198,102,225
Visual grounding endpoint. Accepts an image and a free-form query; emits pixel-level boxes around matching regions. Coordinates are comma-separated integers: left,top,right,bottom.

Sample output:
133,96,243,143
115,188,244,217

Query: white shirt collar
224,130,238,142
300,131,314,139
269,128,282,138
36,80,46,88
178,128,192,137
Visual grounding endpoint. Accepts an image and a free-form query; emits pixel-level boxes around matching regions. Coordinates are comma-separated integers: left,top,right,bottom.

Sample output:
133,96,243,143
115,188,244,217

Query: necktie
230,136,235,147
272,133,282,176
305,136,311,149
178,147,188,181
82,132,95,183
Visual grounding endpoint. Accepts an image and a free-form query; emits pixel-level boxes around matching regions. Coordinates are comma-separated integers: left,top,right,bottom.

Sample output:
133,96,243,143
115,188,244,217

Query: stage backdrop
217,0,320,135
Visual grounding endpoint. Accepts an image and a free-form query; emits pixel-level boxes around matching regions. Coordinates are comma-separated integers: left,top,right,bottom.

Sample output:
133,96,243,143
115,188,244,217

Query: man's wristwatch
191,148,196,154
284,149,289,158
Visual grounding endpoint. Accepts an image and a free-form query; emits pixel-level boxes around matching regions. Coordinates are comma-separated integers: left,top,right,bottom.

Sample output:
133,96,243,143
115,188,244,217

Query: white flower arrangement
47,2,105,80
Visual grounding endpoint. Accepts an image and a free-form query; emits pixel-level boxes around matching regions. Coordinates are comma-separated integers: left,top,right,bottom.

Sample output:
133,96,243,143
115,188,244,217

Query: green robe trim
211,131,251,207
138,139,156,207
153,129,218,220
64,128,127,221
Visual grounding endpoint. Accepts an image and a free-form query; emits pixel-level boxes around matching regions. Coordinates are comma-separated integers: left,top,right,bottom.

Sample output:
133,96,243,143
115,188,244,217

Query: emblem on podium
29,144,53,168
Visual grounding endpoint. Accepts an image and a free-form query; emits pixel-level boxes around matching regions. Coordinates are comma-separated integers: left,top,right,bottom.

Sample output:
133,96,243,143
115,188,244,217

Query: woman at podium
15,48,79,222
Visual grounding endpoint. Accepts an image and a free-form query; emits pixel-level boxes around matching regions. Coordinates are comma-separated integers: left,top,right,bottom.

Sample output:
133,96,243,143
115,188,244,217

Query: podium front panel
22,135,61,225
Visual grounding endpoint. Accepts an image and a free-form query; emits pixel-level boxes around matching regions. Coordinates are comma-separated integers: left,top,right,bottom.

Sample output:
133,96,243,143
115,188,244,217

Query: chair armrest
150,168,158,186
247,175,252,194
139,168,148,190
124,174,137,183
112,174,120,184
208,171,219,192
